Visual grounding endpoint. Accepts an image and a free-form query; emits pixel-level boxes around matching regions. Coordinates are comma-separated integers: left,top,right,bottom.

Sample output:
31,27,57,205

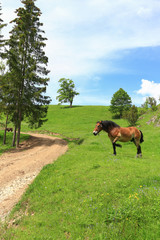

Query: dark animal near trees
6,128,13,132
93,120,144,157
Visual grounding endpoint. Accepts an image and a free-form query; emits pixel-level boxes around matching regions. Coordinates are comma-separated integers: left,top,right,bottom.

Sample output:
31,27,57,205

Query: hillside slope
1,105,160,239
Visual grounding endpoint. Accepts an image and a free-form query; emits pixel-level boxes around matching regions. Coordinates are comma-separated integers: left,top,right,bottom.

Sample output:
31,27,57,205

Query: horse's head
93,121,103,136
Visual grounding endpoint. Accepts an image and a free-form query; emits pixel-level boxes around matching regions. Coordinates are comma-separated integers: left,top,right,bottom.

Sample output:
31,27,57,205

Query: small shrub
123,105,139,126
142,97,157,111
151,105,158,111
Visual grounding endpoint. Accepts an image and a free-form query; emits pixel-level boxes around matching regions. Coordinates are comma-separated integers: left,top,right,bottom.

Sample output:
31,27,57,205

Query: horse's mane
101,120,120,131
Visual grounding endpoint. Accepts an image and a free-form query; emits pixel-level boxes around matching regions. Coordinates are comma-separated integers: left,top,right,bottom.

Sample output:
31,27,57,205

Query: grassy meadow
1,105,160,239
0,132,29,155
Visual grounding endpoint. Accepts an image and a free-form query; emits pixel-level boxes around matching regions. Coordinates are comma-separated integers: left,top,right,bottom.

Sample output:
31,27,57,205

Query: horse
93,120,144,157
5,128,13,132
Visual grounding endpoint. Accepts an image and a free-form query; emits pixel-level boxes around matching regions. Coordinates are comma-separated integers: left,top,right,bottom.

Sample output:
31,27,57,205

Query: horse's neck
102,121,113,132
102,125,109,132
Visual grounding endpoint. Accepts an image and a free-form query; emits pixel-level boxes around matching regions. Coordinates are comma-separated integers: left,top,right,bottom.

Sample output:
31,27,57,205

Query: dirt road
0,133,68,221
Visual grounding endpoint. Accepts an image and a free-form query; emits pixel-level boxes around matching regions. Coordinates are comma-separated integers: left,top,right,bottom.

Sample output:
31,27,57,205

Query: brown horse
93,120,144,157
5,128,13,132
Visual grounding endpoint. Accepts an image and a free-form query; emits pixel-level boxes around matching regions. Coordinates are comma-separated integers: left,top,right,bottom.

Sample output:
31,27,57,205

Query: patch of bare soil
0,133,68,222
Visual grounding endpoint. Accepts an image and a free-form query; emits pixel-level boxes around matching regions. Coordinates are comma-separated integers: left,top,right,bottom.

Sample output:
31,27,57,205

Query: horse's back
119,126,140,142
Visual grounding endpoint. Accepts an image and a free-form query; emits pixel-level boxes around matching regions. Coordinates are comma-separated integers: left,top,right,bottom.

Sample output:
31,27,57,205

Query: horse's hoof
136,154,142,158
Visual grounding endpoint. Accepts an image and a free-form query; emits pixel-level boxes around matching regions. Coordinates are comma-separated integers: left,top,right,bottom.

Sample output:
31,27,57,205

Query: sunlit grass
1,105,160,239
0,131,29,155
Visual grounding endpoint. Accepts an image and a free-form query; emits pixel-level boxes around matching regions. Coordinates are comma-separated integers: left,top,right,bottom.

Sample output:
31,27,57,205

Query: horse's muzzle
93,131,98,136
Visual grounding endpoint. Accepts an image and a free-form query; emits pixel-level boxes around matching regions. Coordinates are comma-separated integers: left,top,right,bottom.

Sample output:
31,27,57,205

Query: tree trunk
12,126,17,147
16,110,22,148
16,124,21,148
70,101,73,108
3,114,8,145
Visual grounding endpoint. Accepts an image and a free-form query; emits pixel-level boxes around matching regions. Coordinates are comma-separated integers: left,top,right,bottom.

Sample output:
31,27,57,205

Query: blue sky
2,0,160,106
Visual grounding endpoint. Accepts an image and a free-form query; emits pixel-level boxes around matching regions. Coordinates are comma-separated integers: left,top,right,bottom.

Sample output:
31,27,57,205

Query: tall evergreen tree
0,3,7,52
0,71,17,144
0,4,8,143
0,3,7,101
6,0,51,147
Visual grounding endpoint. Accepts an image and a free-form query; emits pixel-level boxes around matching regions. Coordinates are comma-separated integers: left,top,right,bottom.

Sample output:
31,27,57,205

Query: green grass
0,131,29,156
1,105,160,239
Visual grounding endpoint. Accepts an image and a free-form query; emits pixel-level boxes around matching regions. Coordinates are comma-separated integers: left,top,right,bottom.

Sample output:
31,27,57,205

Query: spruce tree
6,0,51,147
0,4,8,143
0,71,17,144
0,3,7,53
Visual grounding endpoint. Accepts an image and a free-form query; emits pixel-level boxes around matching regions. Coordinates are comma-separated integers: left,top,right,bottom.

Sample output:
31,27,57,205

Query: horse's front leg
113,136,120,144
112,142,116,155
111,136,121,155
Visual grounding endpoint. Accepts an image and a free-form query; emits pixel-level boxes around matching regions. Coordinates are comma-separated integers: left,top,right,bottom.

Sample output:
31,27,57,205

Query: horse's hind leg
133,139,142,157
137,145,142,157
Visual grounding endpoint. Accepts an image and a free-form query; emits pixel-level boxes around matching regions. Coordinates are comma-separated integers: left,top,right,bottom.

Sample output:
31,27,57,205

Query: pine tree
0,71,17,145
6,0,51,147
0,3,7,53
0,4,8,143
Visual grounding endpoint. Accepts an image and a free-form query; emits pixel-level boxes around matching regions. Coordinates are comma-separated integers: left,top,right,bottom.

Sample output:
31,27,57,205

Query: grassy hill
1,105,160,239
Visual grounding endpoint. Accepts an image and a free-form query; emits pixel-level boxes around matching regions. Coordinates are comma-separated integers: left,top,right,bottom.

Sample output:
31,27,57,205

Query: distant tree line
0,0,51,147
109,88,158,126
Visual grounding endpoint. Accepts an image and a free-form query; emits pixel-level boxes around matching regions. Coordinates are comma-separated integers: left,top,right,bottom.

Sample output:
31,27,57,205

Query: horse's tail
139,130,144,143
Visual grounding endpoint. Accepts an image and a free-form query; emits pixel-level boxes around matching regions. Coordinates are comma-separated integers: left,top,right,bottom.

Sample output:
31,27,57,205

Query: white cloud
39,0,160,79
2,0,160,105
137,79,160,101
3,0,160,78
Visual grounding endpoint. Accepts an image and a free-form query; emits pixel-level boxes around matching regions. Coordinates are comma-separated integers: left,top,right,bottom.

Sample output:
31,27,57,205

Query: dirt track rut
0,133,68,221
